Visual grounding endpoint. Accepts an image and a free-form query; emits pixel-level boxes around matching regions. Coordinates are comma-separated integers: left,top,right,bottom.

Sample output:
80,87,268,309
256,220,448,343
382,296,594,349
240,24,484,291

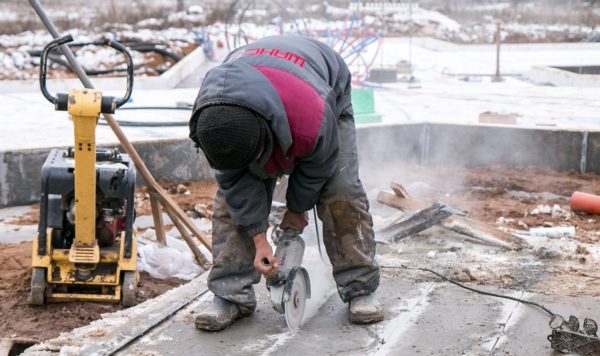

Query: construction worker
189,35,382,331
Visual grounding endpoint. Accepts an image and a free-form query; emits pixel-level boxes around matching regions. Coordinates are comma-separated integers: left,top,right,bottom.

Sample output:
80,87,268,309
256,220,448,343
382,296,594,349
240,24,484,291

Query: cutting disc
284,270,308,330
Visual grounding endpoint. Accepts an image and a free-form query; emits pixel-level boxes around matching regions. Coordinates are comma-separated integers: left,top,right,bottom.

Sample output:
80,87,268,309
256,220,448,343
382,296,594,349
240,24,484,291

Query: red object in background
570,191,600,214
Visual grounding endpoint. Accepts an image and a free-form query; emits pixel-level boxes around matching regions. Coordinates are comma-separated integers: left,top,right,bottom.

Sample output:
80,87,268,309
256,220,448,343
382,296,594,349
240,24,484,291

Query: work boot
195,296,247,331
348,293,384,324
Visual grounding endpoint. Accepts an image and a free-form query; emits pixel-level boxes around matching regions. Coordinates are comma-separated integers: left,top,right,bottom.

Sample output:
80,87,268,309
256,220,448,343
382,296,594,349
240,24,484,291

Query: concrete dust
377,164,600,244
297,218,337,321
0,241,185,342
5,203,39,225
373,165,600,301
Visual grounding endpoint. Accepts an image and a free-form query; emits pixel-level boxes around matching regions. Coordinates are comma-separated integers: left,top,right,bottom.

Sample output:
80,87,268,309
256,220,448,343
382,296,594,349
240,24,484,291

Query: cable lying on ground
380,264,556,317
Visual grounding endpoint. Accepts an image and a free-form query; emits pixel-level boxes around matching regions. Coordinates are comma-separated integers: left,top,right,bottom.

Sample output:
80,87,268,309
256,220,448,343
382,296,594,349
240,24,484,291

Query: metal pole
29,0,93,89
27,0,212,261
408,0,413,75
492,21,503,82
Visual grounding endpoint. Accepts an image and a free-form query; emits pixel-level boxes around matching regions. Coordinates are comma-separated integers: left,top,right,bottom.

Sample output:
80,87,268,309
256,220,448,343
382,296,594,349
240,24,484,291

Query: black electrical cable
119,106,192,111
95,106,192,127
312,207,330,266
98,119,188,127
381,265,556,318
126,43,182,62
29,42,181,76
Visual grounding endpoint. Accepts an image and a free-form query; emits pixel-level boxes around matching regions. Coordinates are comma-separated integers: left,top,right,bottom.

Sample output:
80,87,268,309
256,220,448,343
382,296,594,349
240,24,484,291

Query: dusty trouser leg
207,192,261,314
317,109,380,303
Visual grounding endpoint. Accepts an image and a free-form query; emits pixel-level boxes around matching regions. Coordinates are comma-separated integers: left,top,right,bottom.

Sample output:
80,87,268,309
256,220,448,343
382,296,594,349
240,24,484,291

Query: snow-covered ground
1,37,598,151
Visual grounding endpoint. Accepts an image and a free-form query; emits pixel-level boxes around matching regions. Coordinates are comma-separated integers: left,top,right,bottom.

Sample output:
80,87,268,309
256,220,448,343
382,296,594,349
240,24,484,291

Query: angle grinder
265,227,311,330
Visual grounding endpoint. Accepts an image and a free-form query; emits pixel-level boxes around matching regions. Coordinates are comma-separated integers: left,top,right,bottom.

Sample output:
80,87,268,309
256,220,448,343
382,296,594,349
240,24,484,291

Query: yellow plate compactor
31,35,138,306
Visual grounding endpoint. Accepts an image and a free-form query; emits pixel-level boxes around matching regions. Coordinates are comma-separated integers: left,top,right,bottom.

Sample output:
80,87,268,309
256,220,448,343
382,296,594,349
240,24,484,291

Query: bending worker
189,35,382,331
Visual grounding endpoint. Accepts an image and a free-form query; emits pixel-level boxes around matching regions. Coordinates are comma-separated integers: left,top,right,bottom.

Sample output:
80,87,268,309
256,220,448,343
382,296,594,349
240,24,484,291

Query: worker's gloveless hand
252,233,278,279
280,210,309,233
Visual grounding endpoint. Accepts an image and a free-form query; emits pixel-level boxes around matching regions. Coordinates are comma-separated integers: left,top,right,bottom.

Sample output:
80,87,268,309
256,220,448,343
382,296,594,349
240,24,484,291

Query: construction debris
379,201,462,242
528,226,576,238
377,184,528,249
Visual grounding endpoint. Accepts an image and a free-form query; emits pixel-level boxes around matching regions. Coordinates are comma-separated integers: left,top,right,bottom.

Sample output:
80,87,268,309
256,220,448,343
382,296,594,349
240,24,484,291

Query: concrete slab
117,271,598,356
0,224,36,244
496,294,600,355
120,274,435,356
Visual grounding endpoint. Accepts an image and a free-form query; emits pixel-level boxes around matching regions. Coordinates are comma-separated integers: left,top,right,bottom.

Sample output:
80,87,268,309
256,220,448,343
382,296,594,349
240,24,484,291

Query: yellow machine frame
31,90,138,305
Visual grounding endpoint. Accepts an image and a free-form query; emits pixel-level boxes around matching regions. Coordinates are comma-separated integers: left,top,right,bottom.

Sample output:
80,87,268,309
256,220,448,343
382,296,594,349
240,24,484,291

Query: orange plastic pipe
570,191,600,214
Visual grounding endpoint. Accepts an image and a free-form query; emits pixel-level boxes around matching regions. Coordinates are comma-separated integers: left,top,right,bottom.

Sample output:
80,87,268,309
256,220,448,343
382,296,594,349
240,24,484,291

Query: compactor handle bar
39,34,134,113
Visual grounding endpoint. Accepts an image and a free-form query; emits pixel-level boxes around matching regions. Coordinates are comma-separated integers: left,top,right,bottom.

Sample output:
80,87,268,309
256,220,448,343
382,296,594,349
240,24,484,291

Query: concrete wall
527,66,600,87
0,139,213,207
0,123,598,206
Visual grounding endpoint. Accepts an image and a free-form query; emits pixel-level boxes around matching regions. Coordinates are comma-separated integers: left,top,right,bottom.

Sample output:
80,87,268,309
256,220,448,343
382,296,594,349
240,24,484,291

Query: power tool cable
380,264,556,317
312,207,330,266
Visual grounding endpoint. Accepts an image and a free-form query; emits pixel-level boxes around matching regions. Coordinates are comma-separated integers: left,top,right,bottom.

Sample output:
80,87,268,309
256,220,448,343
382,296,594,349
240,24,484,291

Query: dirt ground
0,180,217,342
394,164,600,244
0,241,184,342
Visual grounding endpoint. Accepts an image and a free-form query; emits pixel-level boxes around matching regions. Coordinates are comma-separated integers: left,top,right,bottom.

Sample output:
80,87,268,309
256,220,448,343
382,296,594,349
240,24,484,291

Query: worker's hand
252,233,278,279
280,210,309,233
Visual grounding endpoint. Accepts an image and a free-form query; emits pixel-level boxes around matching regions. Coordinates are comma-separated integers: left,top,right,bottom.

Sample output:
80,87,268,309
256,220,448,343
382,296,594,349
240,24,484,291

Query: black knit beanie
194,105,266,170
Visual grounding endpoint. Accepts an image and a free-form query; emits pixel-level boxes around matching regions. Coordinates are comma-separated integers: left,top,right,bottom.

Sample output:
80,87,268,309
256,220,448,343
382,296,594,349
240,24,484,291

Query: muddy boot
348,293,384,324
195,296,248,331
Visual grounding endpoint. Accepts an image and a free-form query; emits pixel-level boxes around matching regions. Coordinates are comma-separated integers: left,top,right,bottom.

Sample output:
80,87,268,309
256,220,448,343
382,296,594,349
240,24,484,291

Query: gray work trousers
207,111,380,313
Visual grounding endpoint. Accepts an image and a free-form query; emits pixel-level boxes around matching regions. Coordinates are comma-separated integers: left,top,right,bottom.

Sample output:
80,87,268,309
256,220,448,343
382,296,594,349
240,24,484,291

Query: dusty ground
376,164,600,300
394,164,600,243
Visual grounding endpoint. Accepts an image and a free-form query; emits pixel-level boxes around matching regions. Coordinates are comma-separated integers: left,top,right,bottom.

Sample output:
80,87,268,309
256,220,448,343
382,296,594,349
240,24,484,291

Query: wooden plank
149,192,166,246
163,204,211,270
391,182,412,199
154,184,212,250
377,191,427,211
443,217,523,249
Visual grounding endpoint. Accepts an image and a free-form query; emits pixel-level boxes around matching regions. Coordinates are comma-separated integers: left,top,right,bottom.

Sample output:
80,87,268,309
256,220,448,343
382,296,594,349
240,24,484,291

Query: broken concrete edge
527,65,600,88
3,122,600,207
23,273,209,355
